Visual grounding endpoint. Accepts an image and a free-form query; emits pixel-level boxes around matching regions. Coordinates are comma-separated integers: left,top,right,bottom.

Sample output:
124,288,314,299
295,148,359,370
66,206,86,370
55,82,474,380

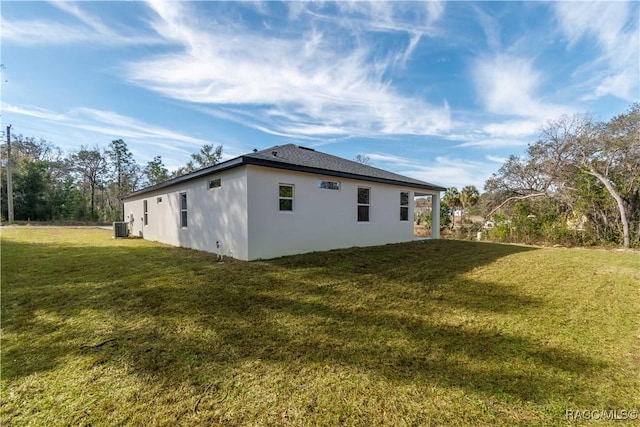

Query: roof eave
122,156,246,200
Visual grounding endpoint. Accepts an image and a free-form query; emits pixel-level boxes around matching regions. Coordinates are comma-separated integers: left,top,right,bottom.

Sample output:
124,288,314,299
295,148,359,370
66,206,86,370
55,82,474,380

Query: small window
279,184,294,212
180,192,188,227
143,200,148,226
357,187,370,222
208,177,221,189
400,192,409,221
318,180,340,190
157,197,163,204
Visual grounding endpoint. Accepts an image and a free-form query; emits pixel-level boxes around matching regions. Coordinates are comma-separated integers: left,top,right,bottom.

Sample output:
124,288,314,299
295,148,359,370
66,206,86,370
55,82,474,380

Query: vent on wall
113,221,128,238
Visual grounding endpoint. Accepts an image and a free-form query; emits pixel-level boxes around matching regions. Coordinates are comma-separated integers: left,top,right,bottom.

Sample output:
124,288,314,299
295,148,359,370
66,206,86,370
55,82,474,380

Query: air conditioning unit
113,221,129,238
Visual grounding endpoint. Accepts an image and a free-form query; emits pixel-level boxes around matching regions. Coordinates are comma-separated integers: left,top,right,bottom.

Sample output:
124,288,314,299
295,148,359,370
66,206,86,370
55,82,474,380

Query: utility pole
6,125,14,224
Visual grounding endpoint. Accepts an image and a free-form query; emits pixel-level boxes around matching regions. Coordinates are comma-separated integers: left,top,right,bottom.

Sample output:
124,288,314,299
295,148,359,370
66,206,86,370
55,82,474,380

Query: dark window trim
318,179,341,190
400,191,409,221
357,187,370,222
179,192,188,228
208,177,222,189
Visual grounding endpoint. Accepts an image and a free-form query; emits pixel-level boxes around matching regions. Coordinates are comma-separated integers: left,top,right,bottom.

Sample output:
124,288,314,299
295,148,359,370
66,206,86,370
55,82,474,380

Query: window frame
143,200,148,226
400,191,409,221
179,192,188,228
357,187,370,222
208,177,221,190
317,180,341,190
279,184,294,212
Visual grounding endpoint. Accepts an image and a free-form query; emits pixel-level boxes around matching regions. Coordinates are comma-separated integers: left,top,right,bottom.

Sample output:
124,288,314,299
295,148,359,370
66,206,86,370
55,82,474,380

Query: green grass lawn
2,227,639,426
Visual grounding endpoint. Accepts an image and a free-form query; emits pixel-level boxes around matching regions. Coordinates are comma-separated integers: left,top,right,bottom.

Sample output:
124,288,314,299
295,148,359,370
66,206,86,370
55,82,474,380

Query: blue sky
1,1,638,190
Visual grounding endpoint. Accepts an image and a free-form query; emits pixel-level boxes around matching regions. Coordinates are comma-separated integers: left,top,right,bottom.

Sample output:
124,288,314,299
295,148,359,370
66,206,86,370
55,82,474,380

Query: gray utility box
113,221,128,238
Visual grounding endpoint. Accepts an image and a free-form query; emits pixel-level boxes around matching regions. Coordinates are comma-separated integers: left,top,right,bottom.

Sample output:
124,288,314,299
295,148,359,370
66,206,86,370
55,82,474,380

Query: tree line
2,103,637,248
439,103,638,248
0,137,222,223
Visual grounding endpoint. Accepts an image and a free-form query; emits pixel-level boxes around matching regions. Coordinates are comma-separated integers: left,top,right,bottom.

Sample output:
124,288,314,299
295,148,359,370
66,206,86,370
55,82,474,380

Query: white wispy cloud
330,1,444,36
366,152,497,190
121,0,450,139
481,120,541,138
465,38,575,149
293,2,443,69
456,118,544,148
474,5,502,51
2,103,214,162
554,1,640,102
455,138,529,149
406,158,497,191
2,2,161,46
472,53,571,121
366,152,420,168
486,154,508,164
460,3,592,151
1,104,60,120
406,156,495,191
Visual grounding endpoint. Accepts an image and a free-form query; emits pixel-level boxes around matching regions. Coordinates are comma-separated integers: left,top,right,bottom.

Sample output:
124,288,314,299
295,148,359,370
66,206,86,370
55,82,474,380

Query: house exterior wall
122,167,249,260
245,165,436,260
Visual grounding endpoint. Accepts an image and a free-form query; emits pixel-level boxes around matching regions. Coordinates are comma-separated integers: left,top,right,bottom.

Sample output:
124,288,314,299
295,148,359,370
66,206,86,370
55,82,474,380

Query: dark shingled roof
124,144,445,199
244,144,445,190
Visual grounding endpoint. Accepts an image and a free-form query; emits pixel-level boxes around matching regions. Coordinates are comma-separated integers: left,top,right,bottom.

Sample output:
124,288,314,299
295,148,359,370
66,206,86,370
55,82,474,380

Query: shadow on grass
1,237,603,403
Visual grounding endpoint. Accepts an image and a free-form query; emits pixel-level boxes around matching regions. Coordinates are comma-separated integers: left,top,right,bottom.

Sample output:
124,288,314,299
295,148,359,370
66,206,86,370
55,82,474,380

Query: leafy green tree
13,160,51,221
50,175,85,220
485,103,639,247
107,139,134,192
145,156,170,185
1,135,79,222
106,139,143,220
71,146,106,220
172,144,223,178
530,105,639,247
190,144,223,170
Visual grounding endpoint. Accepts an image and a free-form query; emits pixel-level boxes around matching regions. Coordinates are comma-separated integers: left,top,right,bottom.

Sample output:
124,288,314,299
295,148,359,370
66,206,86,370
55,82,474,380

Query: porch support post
431,193,440,239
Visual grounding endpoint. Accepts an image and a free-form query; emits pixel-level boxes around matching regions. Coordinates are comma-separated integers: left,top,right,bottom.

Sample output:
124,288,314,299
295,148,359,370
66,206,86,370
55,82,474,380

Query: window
180,192,188,227
400,192,409,221
143,200,148,226
279,184,294,212
357,187,370,222
318,180,340,190
157,196,162,204
208,177,221,189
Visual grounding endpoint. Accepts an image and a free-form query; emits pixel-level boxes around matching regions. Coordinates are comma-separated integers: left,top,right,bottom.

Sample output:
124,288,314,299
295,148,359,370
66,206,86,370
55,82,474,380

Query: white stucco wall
245,165,436,260
124,164,441,261
123,167,249,260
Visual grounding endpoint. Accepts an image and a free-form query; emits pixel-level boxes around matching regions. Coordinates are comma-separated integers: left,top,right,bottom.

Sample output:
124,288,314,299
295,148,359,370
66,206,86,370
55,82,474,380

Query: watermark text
566,409,638,421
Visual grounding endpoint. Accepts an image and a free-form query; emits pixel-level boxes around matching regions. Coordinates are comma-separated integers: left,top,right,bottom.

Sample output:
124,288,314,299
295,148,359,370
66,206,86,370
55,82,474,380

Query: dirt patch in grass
2,228,639,426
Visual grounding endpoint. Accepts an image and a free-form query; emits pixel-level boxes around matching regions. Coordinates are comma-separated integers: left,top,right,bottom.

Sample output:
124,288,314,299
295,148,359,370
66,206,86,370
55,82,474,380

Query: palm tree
443,187,461,228
460,185,480,224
